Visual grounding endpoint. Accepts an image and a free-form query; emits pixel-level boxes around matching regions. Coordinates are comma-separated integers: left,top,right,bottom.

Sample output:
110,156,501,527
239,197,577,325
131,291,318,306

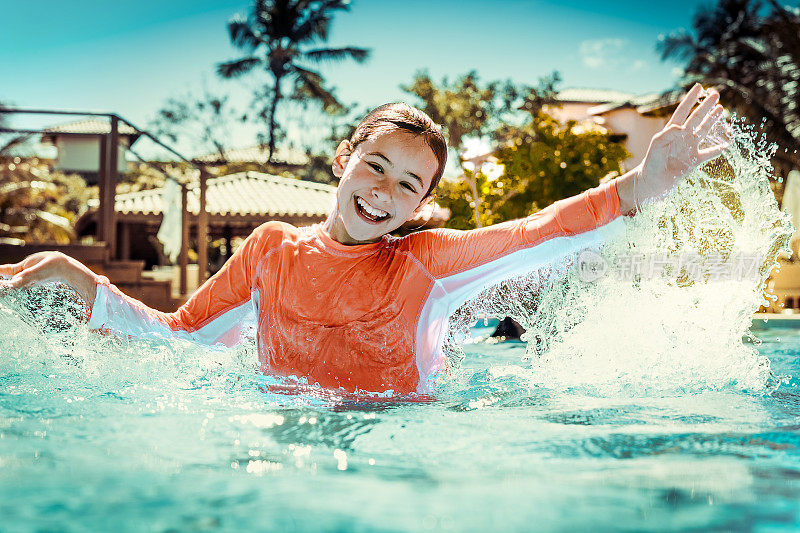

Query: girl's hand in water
617,83,729,215
0,252,99,307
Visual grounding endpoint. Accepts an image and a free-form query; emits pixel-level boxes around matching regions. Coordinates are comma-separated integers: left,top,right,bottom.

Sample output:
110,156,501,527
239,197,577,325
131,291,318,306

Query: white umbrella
782,169,800,260
156,178,182,263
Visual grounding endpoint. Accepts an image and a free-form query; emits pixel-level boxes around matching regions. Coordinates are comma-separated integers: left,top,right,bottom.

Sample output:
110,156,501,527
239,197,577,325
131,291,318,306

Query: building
41,119,139,184
548,88,682,170
76,170,336,266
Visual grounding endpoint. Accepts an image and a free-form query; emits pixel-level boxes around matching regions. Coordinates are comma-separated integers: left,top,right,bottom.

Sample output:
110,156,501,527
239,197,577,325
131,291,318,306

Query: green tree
0,102,92,244
0,141,91,244
437,113,628,229
658,0,800,174
402,71,506,227
216,0,369,163
150,89,242,161
494,114,629,218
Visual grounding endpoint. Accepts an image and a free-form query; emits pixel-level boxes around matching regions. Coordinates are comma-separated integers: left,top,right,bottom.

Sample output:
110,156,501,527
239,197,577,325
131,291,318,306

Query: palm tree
658,0,800,174
216,0,369,163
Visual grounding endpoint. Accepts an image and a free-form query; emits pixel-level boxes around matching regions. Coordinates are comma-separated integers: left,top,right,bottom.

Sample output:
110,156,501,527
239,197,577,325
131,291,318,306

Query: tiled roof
42,119,139,137
634,89,684,114
587,90,681,116
194,144,309,166
115,171,335,218
556,88,635,104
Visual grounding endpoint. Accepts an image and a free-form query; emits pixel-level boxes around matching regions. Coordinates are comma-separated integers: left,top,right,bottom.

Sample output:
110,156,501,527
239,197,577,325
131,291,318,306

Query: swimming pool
0,306,798,532
2,114,797,532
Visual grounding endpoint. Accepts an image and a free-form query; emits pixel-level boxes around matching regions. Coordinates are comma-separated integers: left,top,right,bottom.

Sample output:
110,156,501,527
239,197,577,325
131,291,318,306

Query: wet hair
349,103,448,198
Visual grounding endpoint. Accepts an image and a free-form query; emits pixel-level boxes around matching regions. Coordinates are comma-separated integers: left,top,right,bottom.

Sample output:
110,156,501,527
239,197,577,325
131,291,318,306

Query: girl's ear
332,140,353,178
410,194,434,218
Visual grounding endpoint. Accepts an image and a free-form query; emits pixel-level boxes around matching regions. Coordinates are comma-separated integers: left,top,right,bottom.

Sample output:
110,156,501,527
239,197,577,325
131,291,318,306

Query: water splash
0,282,264,413
443,114,793,395
0,115,792,400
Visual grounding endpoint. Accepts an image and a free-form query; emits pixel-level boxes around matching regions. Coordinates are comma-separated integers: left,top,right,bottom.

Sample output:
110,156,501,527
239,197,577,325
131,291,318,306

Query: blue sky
1,0,710,156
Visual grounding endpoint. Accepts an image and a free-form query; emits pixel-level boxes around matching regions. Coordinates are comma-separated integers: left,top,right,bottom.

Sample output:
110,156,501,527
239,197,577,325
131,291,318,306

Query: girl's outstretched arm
0,222,281,346
406,85,729,279
0,252,99,306
87,222,278,345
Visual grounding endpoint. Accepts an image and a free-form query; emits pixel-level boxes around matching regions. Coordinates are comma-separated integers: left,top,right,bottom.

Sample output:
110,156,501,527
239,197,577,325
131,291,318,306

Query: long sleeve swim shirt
89,180,622,394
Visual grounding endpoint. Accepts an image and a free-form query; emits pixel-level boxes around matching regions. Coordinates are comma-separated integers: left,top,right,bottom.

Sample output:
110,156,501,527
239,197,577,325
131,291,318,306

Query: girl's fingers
695,105,724,139
685,90,720,131
5,270,40,290
667,84,703,126
0,258,52,290
697,143,730,163
0,261,25,277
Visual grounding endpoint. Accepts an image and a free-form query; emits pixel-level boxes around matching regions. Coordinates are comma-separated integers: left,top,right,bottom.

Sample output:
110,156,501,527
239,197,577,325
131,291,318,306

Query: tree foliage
403,71,626,229
0,139,92,244
494,115,628,216
437,114,629,229
150,89,243,160
658,0,800,172
216,0,369,163
402,71,504,151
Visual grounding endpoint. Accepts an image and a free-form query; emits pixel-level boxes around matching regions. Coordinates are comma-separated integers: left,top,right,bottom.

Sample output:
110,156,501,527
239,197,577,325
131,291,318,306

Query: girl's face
327,130,437,245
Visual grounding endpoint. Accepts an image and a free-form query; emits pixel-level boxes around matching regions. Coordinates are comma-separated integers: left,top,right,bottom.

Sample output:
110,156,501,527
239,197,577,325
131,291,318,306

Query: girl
0,85,726,394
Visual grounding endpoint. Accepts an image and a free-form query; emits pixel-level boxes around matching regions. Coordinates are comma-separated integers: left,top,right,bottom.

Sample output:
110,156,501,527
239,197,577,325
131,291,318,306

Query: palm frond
304,47,370,64
32,209,75,237
227,15,262,50
292,4,336,42
657,30,698,62
291,66,345,114
258,0,299,40
0,134,32,156
216,56,262,78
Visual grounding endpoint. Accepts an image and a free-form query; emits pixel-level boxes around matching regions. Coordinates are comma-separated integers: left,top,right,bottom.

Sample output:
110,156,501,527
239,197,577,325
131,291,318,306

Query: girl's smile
325,130,438,245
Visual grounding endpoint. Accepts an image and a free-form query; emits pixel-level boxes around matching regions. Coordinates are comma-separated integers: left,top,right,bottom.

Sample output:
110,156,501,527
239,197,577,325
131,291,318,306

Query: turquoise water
2,114,799,531
0,310,798,532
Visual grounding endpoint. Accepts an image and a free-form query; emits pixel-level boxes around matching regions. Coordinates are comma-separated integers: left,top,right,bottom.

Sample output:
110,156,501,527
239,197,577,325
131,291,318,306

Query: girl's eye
368,162,383,173
401,182,417,193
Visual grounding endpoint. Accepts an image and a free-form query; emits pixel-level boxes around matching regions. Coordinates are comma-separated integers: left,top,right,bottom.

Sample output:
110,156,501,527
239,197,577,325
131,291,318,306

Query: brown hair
349,103,448,198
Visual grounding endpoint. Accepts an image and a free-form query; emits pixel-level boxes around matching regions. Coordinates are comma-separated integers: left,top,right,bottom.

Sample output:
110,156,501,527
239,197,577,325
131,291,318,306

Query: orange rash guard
89,180,621,394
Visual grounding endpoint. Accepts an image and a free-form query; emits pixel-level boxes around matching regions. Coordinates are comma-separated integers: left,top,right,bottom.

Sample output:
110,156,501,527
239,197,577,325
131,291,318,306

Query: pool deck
753,312,800,326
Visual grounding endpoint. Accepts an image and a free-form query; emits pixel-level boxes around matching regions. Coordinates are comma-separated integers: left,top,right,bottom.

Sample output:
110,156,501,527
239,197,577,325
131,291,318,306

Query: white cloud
579,38,628,69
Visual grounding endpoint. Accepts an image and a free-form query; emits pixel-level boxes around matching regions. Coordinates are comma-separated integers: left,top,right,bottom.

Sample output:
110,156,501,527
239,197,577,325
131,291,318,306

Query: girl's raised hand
621,83,729,214
0,252,99,307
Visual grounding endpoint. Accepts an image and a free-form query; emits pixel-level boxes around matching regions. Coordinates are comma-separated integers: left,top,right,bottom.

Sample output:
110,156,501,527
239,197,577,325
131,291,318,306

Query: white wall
54,136,129,173
597,109,667,169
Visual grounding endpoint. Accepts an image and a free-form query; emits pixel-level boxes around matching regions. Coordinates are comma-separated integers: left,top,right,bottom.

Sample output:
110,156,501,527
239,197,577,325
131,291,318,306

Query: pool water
0,311,798,532
2,113,798,532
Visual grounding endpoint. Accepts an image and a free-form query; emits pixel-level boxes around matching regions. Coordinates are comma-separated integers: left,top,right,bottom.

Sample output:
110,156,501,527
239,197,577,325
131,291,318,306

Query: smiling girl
0,85,727,394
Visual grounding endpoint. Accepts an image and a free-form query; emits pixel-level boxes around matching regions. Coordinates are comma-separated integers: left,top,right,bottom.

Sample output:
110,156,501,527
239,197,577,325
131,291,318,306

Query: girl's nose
370,182,391,201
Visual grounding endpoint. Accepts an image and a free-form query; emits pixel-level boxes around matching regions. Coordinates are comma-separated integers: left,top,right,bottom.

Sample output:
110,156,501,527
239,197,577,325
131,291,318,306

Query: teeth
357,197,388,219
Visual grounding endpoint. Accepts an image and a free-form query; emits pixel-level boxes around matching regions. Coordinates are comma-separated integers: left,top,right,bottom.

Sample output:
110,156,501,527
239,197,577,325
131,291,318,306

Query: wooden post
197,170,209,284
223,224,233,261
106,116,119,259
179,184,189,295
97,135,108,251
119,222,130,260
